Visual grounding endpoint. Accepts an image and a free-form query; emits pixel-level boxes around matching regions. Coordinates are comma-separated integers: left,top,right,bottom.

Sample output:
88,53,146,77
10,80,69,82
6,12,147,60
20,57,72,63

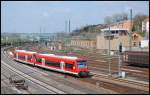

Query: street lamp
6,37,8,46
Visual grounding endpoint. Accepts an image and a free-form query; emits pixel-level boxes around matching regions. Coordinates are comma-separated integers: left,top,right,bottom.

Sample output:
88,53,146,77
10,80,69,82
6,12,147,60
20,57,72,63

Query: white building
142,17,149,39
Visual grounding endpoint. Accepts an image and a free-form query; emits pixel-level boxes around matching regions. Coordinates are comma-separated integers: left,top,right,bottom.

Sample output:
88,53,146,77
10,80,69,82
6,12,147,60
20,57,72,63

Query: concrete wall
96,35,129,50
70,39,96,48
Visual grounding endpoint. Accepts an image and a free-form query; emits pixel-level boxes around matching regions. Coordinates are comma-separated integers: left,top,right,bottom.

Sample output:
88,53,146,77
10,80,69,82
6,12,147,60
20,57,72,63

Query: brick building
132,32,143,47
70,37,96,49
96,31,129,51
104,20,132,31
96,20,144,51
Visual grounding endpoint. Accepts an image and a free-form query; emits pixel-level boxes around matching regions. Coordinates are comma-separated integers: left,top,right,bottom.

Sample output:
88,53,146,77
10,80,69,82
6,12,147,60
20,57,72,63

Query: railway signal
119,43,122,53
118,42,122,77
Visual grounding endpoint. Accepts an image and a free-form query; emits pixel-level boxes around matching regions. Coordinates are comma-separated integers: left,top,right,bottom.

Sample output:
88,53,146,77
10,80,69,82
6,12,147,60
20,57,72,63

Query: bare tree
132,14,148,32
104,12,128,24
104,16,113,24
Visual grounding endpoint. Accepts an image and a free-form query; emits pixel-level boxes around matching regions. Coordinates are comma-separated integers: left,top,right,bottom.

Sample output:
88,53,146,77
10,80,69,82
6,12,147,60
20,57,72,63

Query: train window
27,56,32,60
77,61,87,68
37,58,42,63
65,63,73,69
45,60,60,68
18,56,25,60
14,53,16,57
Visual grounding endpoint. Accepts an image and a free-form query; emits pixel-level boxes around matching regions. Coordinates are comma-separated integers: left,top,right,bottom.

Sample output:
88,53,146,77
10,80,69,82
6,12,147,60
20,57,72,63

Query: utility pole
118,42,122,77
65,20,67,32
129,9,132,51
108,27,111,75
69,20,70,33
39,26,41,43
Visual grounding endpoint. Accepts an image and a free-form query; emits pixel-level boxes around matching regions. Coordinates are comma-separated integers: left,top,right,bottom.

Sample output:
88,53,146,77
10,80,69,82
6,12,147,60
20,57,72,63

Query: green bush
137,31,145,37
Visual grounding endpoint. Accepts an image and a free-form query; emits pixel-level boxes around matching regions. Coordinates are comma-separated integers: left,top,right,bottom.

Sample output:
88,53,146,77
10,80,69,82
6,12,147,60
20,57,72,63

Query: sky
1,1,149,33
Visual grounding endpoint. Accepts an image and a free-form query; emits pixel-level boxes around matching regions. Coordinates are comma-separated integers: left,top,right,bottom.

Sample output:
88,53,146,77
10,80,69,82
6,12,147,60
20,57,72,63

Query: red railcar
13,50,89,77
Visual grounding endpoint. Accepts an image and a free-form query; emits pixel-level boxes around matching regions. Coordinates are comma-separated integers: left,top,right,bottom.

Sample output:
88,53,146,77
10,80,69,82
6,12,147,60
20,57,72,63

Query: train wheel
33,63,35,67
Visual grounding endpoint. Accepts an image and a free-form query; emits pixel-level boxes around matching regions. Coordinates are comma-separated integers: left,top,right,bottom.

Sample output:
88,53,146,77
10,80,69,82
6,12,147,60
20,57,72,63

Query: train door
32,54,36,65
60,61,65,70
42,58,45,66
25,55,28,62
16,53,18,59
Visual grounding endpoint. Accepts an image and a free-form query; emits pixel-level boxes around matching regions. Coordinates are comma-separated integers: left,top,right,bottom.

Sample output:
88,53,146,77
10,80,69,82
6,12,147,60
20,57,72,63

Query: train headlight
73,66,75,70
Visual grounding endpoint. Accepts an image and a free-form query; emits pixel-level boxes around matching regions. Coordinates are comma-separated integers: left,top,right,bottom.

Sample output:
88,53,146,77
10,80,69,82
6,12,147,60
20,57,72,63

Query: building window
18,55,25,60
116,30,118,34
121,23,123,28
111,31,115,34
133,42,136,46
27,56,32,60
133,35,138,40
139,42,141,47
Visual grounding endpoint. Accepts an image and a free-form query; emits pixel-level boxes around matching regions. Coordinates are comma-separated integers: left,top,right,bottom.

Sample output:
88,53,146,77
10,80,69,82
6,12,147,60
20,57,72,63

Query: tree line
71,12,148,37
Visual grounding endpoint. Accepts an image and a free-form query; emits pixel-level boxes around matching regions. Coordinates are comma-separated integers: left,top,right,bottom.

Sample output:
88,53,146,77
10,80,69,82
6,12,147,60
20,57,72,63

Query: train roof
15,50,37,54
39,53,79,60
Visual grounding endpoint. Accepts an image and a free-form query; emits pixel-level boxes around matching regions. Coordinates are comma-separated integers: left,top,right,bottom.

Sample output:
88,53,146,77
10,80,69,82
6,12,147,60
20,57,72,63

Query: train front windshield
77,61,87,68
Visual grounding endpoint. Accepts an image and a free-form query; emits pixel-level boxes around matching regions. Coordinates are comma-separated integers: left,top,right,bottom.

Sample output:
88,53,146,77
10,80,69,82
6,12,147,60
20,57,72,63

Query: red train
13,50,89,77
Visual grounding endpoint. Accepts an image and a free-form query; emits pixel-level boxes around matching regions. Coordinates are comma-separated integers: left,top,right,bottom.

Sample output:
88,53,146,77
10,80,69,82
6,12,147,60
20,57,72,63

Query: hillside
71,24,108,36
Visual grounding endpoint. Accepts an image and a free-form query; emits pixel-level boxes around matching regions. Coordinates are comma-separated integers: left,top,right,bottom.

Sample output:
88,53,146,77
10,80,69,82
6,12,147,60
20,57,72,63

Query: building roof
16,50,37,54
105,20,130,27
40,53,78,60
101,28,129,31
101,20,130,30
143,17,149,22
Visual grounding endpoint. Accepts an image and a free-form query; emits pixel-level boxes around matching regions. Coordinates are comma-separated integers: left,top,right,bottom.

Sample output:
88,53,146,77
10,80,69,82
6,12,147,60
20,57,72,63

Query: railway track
1,60,66,94
91,73,149,91
23,45,149,77
1,66,33,94
79,77,148,94
3,47,113,94
4,46,149,93
1,48,66,94
28,46,149,69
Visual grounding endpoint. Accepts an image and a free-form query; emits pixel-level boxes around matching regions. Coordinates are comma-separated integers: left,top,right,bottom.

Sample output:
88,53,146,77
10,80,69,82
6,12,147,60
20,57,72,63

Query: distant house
102,20,132,31
47,41,64,50
142,17,149,39
96,32,144,51
96,20,145,51
96,31,129,51
97,20,131,50
39,35,50,42
132,32,143,47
